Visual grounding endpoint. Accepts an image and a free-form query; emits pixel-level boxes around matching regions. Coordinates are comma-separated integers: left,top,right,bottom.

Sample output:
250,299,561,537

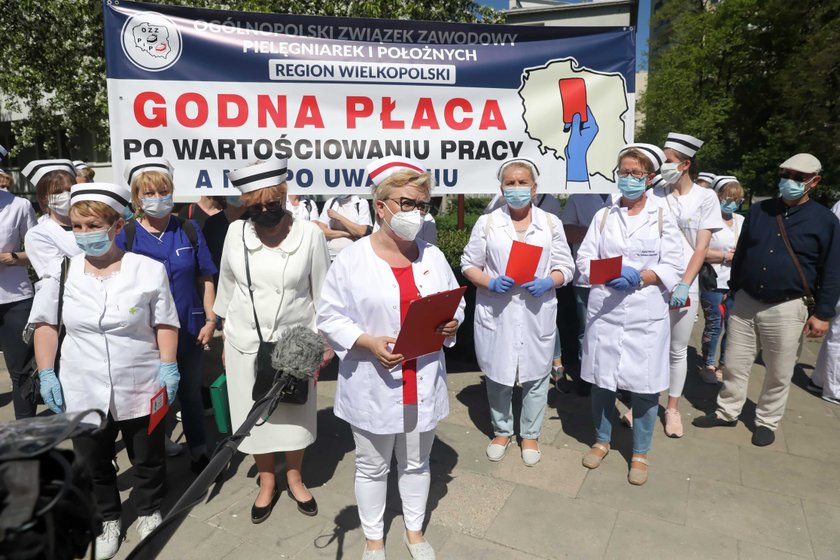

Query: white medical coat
316,237,465,435
461,205,575,386
576,195,685,394
24,218,83,279
28,252,179,420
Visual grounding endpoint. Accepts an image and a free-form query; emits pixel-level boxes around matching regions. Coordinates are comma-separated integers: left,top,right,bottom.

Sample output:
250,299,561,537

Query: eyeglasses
723,197,744,206
387,197,431,215
247,200,284,214
779,170,813,182
617,171,647,179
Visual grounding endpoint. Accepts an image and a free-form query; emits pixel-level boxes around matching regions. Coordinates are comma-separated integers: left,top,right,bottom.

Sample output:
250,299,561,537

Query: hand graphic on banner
564,106,599,183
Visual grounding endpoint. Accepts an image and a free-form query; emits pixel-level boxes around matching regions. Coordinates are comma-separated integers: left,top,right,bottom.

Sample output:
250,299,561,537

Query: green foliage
0,0,502,155
640,0,840,195
434,196,490,231
436,228,471,270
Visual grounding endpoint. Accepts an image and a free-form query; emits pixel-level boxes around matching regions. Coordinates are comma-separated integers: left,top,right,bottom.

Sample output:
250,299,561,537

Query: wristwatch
638,275,646,289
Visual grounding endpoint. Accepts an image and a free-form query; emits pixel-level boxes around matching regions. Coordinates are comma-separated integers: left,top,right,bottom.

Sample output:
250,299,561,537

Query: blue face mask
122,206,134,220
618,176,647,200
74,227,114,257
503,187,532,209
225,195,244,208
778,178,811,201
720,201,739,215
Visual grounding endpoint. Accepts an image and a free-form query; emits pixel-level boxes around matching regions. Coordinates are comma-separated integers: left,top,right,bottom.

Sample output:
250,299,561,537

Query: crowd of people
1,134,839,560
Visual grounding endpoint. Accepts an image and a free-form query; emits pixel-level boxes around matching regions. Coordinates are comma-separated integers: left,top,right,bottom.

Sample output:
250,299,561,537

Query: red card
589,256,622,284
670,296,692,310
148,387,169,435
559,78,588,124
392,286,466,361
505,241,543,284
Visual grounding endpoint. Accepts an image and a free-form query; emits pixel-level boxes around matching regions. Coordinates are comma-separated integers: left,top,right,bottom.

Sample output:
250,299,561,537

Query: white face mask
383,204,424,241
48,192,71,216
141,195,174,218
660,162,682,185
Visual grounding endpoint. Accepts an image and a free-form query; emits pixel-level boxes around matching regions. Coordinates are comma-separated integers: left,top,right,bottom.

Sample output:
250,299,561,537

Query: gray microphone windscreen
270,325,324,380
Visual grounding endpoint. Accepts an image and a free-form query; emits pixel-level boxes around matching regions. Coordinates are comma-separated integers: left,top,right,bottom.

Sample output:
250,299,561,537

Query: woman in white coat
461,158,575,467
810,200,840,406
577,144,684,486
214,159,330,524
21,159,83,278
30,182,180,559
317,156,464,560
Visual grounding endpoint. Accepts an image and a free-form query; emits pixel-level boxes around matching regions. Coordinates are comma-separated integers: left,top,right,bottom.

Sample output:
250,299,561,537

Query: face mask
141,195,174,218
618,176,647,200
225,195,243,208
122,206,135,220
74,226,114,257
660,162,682,185
503,187,532,209
779,178,812,201
251,207,285,229
48,192,71,216
383,204,424,241
720,201,739,214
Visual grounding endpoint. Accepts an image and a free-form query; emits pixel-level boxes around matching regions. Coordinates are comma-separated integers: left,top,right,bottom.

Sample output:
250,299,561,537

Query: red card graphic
148,387,169,435
505,241,543,284
589,256,622,284
559,78,588,124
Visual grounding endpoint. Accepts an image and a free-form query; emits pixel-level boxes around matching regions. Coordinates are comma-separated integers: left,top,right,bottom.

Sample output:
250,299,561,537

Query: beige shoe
582,443,610,469
628,456,649,486
664,408,684,438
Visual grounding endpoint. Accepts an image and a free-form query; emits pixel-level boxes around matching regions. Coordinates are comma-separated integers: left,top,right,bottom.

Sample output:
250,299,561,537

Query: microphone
270,325,324,382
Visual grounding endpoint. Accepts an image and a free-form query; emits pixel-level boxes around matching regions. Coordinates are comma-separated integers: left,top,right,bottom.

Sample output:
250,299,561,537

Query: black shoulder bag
776,213,817,316
243,222,308,404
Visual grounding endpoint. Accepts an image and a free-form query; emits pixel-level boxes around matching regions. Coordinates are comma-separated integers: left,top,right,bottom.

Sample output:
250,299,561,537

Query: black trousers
0,297,35,419
73,413,166,520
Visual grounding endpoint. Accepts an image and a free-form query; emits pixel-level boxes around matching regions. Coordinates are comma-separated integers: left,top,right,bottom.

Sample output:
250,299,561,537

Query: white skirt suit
213,217,330,454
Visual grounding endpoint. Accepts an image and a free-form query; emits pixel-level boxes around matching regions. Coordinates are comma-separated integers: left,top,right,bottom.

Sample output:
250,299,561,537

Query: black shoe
288,488,318,517
251,488,279,524
751,426,775,447
806,380,823,395
190,454,210,474
692,413,738,428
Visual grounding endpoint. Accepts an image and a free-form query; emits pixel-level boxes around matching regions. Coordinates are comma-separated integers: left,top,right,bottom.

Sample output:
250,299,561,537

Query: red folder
670,296,692,310
589,256,622,284
559,78,588,124
505,241,543,284
148,387,169,435
392,286,467,361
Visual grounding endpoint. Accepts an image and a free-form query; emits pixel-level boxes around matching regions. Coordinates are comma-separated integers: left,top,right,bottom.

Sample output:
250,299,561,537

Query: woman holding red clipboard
317,156,465,560
461,158,575,468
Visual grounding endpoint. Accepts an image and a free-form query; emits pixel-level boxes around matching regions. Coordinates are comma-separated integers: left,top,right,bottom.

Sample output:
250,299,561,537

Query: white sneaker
136,510,163,541
95,519,121,560
822,394,840,406
165,438,184,457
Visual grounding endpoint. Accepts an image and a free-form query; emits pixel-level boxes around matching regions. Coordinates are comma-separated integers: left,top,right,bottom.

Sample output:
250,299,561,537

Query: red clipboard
559,78,588,124
670,296,692,310
589,256,622,284
392,286,466,361
148,387,169,435
505,241,543,284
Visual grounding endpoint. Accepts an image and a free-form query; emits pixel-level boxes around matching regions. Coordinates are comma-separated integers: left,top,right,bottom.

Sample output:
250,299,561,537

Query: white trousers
813,301,840,400
352,426,436,540
669,296,700,398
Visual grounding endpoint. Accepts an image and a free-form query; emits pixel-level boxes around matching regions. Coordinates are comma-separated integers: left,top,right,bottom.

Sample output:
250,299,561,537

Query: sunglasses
247,200,284,214
386,197,431,214
779,170,813,182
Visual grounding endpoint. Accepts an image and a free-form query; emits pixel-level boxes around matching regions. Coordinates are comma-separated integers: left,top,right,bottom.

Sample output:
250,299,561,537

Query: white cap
619,143,666,172
227,159,288,194
650,174,667,190
712,175,738,192
697,172,717,185
21,159,76,187
124,158,174,185
70,182,132,213
780,153,822,175
496,157,540,182
664,132,704,158
365,156,426,187
73,160,89,171
0,144,7,160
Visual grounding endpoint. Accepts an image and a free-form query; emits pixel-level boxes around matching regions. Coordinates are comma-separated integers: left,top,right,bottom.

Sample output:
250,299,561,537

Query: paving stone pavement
2,323,838,560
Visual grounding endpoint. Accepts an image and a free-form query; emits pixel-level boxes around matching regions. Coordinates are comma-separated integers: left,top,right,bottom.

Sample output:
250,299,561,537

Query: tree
639,0,839,197
0,0,502,157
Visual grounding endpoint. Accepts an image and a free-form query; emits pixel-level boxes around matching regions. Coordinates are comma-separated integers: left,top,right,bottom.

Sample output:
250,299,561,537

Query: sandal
619,410,633,428
628,456,649,486
582,443,609,469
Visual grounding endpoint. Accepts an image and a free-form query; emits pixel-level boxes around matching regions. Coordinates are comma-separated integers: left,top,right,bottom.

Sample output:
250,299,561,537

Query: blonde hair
617,149,656,175
372,170,433,224
239,183,288,207
130,170,173,210
69,200,121,225
720,181,744,200
76,167,95,183
36,170,74,214
499,161,536,184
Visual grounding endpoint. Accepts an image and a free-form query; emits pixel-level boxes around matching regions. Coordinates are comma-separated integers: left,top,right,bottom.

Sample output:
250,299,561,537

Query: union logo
120,12,182,72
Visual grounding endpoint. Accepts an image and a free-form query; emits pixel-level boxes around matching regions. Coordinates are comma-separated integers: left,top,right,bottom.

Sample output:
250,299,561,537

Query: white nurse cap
366,156,426,187
227,159,289,194
664,132,704,158
21,159,76,187
71,182,132,213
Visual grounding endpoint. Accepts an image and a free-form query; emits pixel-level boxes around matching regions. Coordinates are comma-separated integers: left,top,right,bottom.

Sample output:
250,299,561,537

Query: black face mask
251,207,285,228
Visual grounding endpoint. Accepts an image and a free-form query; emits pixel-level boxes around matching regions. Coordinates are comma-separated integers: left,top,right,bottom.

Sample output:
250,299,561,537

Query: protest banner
103,1,635,198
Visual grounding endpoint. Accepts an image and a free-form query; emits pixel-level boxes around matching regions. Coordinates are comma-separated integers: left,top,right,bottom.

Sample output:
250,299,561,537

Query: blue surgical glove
521,276,556,298
670,282,690,308
606,266,640,291
564,106,599,182
488,275,515,294
158,362,180,405
38,368,63,414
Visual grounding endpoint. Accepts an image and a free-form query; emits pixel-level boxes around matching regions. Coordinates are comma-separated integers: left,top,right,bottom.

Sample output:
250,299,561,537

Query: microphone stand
125,374,298,560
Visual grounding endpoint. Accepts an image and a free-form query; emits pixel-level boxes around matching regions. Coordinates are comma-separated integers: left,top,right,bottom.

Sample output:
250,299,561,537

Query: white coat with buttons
461,205,575,386
28,252,179,420
576,195,685,394
316,237,466,435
